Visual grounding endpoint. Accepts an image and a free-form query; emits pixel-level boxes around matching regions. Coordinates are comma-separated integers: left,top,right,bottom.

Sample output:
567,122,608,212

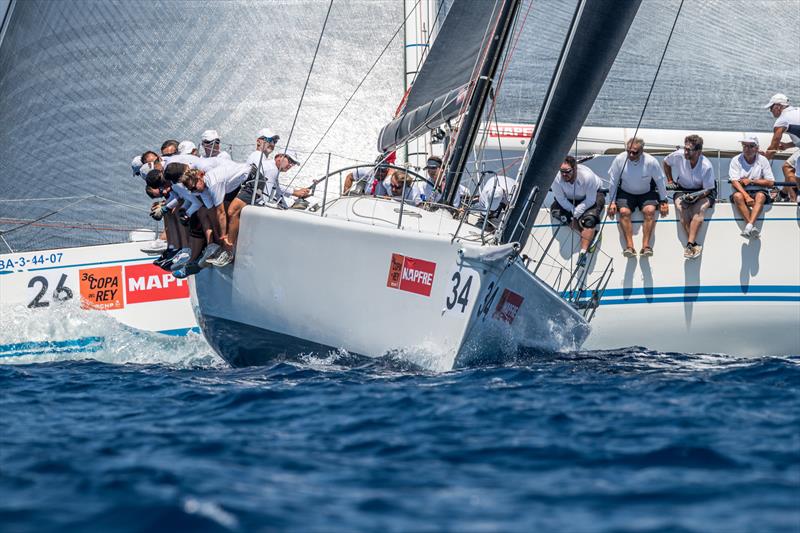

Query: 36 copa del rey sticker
386,253,436,297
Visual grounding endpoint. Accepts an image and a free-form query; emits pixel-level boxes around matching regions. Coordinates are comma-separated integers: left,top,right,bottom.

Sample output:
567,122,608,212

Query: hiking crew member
729,135,775,239
607,137,668,257
663,134,716,259
200,129,232,160
227,150,311,251
551,155,605,266
764,93,800,157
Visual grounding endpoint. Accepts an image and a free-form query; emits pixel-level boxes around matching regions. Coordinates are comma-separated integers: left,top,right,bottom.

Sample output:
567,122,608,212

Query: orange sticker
79,266,124,310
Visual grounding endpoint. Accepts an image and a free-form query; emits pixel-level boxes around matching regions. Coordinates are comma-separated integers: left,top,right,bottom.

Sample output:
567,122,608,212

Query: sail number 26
445,272,473,313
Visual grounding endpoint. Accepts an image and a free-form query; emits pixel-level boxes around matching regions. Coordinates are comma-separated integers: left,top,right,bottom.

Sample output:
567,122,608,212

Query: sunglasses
259,136,279,143
559,168,573,175
627,149,642,156
742,143,757,149
202,139,220,144
683,146,698,152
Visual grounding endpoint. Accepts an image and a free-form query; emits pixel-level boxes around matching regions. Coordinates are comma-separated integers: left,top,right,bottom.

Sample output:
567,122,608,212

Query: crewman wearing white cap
178,140,198,156
200,129,232,160
764,93,800,158
246,128,281,176
729,134,774,239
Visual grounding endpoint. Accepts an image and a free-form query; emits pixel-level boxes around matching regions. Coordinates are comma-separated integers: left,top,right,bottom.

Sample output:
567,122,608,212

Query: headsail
499,0,642,247
377,0,500,154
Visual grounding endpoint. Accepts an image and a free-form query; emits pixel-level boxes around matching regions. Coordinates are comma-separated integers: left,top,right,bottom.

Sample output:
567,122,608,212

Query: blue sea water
2,345,798,532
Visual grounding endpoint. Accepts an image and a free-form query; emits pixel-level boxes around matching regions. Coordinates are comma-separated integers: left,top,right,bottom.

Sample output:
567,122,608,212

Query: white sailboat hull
190,198,589,371
527,203,800,356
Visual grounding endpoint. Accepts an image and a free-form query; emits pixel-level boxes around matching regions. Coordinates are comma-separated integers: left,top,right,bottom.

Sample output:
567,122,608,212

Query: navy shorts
615,189,659,212
730,187,773,205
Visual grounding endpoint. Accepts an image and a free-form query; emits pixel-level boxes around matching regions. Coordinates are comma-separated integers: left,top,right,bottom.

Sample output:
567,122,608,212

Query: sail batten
377,0,501,154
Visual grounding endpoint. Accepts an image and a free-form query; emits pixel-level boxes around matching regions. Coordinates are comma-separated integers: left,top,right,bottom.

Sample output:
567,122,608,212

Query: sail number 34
446,272,473,312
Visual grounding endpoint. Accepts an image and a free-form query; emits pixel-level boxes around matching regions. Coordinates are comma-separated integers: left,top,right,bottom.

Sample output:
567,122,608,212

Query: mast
498,0,642,247
441,0,520,206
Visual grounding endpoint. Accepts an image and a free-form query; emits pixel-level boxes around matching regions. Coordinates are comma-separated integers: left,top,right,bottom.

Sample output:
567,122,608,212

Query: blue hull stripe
0,327,198,359
601,295,800,306
602,284,800,298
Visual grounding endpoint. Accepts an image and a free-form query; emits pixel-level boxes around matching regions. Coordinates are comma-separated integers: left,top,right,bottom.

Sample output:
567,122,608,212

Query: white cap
763,93,789,108
139,161,156,178
278,149,301,164
131,155,143,177
201,129,220,142
257,128,279,140
739,134,759,146
178,140,196,154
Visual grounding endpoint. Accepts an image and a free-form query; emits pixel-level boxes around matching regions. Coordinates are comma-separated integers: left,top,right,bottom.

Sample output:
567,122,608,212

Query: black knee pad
580,215,598,228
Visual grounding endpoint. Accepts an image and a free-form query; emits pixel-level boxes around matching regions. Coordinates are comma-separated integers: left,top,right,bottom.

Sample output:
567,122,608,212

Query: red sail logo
386,253,436,297
493,288,524,324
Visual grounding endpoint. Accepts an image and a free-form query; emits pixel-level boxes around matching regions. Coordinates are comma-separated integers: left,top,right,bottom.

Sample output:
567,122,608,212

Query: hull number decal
27,274,73,309
493,289,524,325
387,253,436,297
476,281,501,321
446,271,473,313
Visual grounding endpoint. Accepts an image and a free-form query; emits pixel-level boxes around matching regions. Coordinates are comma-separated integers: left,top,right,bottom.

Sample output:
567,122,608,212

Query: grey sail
377,0,500,154
500,0,642,247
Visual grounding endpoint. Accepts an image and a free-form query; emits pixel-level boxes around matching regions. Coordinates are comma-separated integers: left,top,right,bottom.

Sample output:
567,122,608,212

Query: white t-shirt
164,153,225,172
728,153,774,182
478,175,517,213
410,181,469,208
774,106,800,145
552,165,601,218
246,150,271,173
785,150,799,170
200,162,251,208
201,150,232,160
608,151,667,200
166,183,204,216
663,150,716,190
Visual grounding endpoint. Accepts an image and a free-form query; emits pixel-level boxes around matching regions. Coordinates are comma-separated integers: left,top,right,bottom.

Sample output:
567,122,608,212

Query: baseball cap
763,93,789,108
131,155,143,177
139,161,156,177
201,129,220,142
739,134,759,146
257,128,279,141
425,156,443,169
279,149,301,164
178,140,196,154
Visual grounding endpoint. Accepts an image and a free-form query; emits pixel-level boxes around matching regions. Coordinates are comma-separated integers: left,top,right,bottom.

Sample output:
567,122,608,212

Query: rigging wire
288,0,423,186
591,0,685,247
283,0,334,158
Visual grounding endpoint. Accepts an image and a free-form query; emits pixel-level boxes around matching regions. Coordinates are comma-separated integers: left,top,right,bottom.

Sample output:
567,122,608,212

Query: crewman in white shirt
226,150,311,253
663,134,716,259
200,129,232,160
763,93,800,158
729,135,775,239
607,137,669,257
550,155,604,265
245,128,280,178
408,156,470,209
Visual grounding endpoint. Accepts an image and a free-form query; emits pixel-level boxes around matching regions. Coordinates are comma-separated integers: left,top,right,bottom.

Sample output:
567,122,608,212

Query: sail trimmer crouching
189,0,643,370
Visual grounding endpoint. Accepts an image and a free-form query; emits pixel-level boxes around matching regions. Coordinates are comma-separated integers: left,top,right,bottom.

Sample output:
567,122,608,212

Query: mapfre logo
386,253,436,297
124,263,189,304
493,288,524,324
